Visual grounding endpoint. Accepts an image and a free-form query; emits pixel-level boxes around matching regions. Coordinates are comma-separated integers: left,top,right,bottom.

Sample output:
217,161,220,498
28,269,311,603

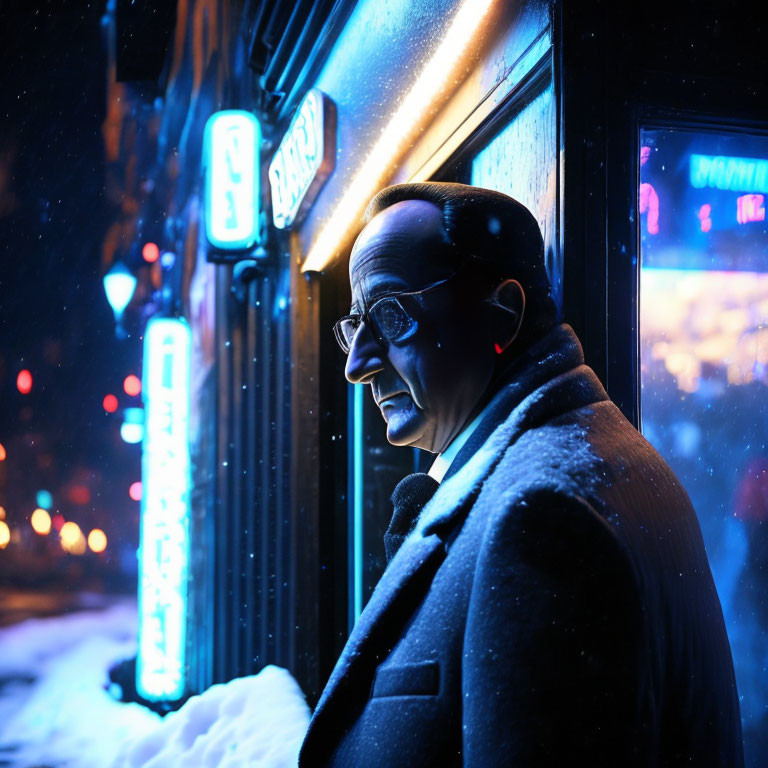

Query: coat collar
415,323,606,539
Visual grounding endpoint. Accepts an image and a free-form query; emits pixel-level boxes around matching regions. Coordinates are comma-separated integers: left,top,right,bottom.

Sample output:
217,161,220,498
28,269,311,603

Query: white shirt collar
427,402,491,483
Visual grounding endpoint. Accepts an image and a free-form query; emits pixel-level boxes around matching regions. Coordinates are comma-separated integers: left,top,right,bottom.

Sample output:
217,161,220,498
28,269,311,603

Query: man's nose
345,322,386,384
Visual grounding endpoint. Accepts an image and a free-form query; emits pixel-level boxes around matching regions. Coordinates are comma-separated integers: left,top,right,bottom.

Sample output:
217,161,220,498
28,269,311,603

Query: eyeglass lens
337,297,418,353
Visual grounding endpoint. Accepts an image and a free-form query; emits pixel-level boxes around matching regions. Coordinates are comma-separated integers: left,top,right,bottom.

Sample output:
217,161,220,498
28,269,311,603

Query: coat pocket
371,659,440,698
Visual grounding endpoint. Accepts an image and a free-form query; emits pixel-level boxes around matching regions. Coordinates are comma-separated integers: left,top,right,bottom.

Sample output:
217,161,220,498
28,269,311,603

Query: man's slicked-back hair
364,182,557,339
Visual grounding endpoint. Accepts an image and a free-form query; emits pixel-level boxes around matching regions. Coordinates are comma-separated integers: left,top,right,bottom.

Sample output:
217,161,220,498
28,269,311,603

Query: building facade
104,1,768,762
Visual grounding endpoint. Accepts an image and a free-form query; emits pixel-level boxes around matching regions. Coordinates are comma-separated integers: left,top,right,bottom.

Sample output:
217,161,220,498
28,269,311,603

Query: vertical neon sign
136,317,192,701
204,110,261,250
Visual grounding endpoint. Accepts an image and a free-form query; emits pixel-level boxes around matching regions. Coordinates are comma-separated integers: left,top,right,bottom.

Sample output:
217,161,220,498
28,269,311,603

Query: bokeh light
123,375,141,396
87,528,108,553
60,521,86,555
120,422,143,444
0,442,6,461
52,513,65,532
31,508,52,535
0,521,10,549
129,481,142,501
67,484,91,505
0,506,5,520
16,369,33,395
103,394,119,413
36,489,53,509
142,242,160,263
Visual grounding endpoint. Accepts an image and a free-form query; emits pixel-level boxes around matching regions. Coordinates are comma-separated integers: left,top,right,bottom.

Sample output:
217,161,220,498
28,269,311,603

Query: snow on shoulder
111,666,311,768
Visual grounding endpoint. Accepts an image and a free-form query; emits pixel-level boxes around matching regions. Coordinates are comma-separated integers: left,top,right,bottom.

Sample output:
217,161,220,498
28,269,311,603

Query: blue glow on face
690,153,768,193
203,110,261,250
136,317,192,701
103,262,137,316
36,490,53,509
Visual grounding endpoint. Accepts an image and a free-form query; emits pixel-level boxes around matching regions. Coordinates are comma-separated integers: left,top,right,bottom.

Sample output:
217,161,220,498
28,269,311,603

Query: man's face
345,200,496,454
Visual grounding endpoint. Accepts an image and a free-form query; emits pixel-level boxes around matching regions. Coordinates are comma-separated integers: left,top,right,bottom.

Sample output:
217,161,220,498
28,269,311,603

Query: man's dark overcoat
299,324,743,767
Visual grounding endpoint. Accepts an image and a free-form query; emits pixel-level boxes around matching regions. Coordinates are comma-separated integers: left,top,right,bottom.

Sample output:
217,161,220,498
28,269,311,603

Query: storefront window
639,127,768,763
348,385,419,627
470,80,560,311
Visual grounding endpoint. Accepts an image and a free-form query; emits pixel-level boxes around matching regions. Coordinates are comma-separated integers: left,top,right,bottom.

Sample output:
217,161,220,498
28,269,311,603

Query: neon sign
639,182,659,234
136,317,192,701
690,153,768,194
737,194,765,225
269,89,336,229
698,203,712,233
203,110,261,250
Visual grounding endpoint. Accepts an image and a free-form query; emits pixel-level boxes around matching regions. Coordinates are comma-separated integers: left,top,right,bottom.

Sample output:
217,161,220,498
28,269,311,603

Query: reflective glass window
639,127,768,764
471,80,560,311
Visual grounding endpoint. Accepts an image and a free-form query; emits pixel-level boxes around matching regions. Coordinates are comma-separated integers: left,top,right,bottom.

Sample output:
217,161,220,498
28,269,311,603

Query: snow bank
0,599,160,768
111,666,311,768
0,600,311,768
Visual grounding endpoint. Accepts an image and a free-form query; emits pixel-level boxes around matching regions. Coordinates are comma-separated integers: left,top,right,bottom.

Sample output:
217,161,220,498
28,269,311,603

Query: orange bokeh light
0,442,5,461
103,394,118,413
129,481,142,501
142,242,160,263
60,521,86,555
87,528,108,553
31,508,51,535
123,375,141,396
16,369,33,395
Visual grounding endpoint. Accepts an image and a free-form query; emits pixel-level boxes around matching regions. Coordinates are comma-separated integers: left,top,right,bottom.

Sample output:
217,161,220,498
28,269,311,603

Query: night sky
0,1,140,577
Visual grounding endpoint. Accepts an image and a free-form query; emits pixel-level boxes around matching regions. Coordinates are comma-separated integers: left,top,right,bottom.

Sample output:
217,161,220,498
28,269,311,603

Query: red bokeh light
142,242,160,263
52,513,65,532
67,484,91,505
129,481,142,501
123,375,142,397
16,369,33,395
103,394,119,413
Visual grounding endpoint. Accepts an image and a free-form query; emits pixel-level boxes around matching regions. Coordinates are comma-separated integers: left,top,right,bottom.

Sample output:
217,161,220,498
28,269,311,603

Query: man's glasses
333,271,461,355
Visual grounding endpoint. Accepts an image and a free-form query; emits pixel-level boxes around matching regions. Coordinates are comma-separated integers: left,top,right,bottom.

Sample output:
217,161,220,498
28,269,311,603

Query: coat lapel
301,531,448,758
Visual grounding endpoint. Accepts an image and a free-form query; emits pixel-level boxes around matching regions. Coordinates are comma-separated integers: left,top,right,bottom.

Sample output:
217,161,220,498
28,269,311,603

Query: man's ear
489,279,525,355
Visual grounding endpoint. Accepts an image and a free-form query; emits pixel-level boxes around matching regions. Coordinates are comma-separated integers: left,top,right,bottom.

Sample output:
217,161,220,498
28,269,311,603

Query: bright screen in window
639,127,768,765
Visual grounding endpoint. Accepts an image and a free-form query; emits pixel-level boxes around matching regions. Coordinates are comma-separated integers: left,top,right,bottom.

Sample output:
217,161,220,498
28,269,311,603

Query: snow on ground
0,598,311,768
112,667,310,768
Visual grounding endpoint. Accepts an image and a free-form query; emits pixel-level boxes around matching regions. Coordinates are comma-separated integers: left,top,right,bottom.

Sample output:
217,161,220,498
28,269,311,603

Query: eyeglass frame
333,259,506,355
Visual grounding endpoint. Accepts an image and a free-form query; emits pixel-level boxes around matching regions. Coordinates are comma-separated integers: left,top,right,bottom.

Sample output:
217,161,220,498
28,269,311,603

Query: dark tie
384,473,440,564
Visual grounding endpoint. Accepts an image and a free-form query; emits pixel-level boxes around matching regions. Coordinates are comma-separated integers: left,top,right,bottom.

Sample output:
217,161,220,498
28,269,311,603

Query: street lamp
103,261,137,338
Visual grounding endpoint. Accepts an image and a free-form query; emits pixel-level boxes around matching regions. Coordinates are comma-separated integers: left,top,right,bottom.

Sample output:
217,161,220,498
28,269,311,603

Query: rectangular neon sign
137,317,192,701
204,110,261,250
269,89,336,229
690,153,768,194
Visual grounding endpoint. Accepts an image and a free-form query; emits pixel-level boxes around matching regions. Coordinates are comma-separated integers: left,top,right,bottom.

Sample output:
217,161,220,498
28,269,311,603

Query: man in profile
299,182,743,766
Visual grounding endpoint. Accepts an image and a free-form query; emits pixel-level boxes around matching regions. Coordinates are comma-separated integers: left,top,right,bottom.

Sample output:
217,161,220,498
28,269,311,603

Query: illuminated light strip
353,383,364,623
136,317,192,702
302,0,497,273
